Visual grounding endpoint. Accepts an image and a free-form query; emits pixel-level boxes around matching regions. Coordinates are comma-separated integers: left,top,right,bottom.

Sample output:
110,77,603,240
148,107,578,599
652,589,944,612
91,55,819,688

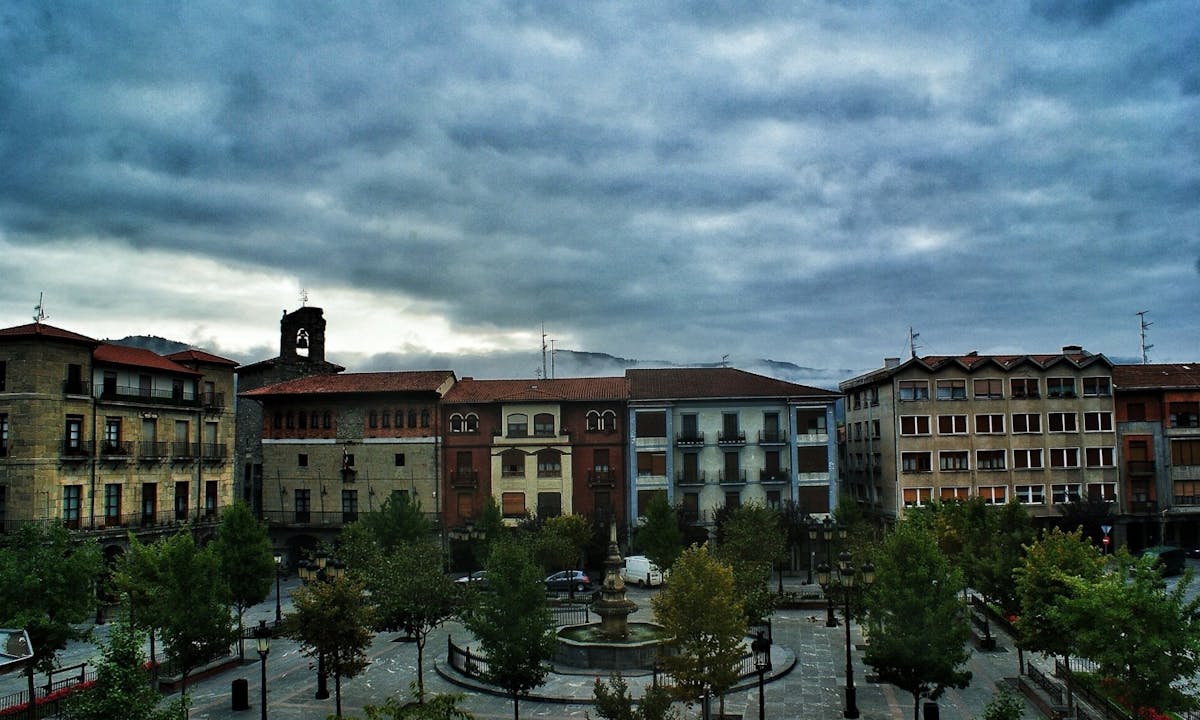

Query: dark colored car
544,570,592,592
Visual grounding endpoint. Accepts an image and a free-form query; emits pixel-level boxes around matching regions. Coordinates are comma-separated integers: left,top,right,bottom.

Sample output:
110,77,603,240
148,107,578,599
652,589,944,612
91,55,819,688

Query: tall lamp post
254,620,271,720
272,551,283,625
810,518,845,627
751,631,772,720
297,552,347,702
817,550,875,719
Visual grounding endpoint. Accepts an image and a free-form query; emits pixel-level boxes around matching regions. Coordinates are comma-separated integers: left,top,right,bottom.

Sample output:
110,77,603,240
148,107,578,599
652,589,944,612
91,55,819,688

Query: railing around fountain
447,636,491,679
551,603,592,627
652,650,761,690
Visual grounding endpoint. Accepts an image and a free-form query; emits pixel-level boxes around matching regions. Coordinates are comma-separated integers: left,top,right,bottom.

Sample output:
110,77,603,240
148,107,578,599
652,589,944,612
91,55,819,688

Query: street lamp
254,620,271,720
751,631,772,720
273,552,283,625
296,553,345,702
817,550,875,719
810,518,845,627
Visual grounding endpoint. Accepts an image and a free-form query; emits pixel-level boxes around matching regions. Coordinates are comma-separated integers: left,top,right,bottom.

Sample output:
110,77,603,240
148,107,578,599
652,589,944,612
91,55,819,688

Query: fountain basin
555,622,672,670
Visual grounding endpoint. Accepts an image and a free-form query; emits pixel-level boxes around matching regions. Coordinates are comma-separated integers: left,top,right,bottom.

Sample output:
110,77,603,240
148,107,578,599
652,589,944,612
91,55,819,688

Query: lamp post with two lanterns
817,550,875,719
809,518,845,627
296,552,347,701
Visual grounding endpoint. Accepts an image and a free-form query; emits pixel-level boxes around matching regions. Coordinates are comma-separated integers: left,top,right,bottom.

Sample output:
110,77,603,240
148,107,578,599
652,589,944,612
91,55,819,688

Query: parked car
455,570,489,588
1142,546,1186,576
621,555,666,587
544,570,592,592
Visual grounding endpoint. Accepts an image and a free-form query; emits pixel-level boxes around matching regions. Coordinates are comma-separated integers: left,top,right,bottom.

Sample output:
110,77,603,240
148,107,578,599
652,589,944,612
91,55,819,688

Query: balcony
450,469,479,489
62,380,90,395
588,470,616,488
717,431,746,446
201,443,228,462
758,430,788,446
675,431,705,447
99,441,134,461
675,471,706,487
61,441,93,460
171,442,197,461
719,469,747,485
99,384,199,407
58,506,227,534
138,441,170,461
759,468,791,484
202,391,225,410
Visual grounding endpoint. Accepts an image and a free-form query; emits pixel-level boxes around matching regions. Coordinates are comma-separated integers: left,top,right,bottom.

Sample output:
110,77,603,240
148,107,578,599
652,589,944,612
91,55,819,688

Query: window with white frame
465,413,479,432
979,485,1008,504
939,451,969,471
601,410,617,431
901,452,932,473
975,414,1005,434
1013,448,1044,469
977,449,1006,470
1047,377,1076,398
940,486,970,502
1083,412,1113,432
973,378,1004,399
1048,412,1078,433
936,379,967,400
1087,482,1117,501
902,487,933,507
586,411,601,431
1082,377,1111,397
1085,447,1115,468
900,416,931,436
1049,447,1080,468
899,380,929,401
937,415,968,435
1010,378,1040,398
449,414,464,433
1014,484,1045,504
1012,413,1041,434
1052,484,1082,504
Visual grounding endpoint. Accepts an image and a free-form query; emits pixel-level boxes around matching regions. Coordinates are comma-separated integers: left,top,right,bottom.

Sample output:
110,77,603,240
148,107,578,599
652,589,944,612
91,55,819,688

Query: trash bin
923,701,939,720
232,678,249,711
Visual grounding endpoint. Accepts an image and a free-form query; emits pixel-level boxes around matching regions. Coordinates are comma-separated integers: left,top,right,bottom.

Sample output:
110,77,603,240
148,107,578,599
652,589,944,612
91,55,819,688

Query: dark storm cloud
0,0,1197,371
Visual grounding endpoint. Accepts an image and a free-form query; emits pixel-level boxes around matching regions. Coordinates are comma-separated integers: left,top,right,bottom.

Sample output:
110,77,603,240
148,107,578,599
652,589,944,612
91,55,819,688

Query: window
533,413,555,436
1014,449,1044,469
298,453,308,467
66,363,84,394
394,453,405,467
1049,448,1080,468
725,491,742,510
1012,413,1041,434
273,413,283,430
1172,439,1200,466
936,379,967,401
502,450,525,476
601,410,617,431
174,481,189,520
975,414,1004,434
0,413,8,457
205,481,217,517
141,483,156,523
63,485,82,528
973,378,1003,399
1048,412,1078,432
65,415,84,453
501,492,526,517
977,449,1006,470
324,412,333,429
979,485,1007,505
1010,378,1040,399
537,450,562,477
797,409,827,434
762,412,782,442
1014,484,1045,504
507,413,528,438
295,489,311,523
420,409,430,428
450,414,464,433
638,451,667,476
465,414,479,432
939,451,969,471
594,448,611,473
1052,484,1082,504
941,486,970,501
721,413,741,442
1170,402,1200,429
586,411,601,431
902,487,933,507
723,451,741,483
408,409,417,428
1088,483,1117,501
1084,412,1113,432
1085,447,1115,467
899,380,929,401
381,410,390,429
342,489,358,523
1082,377,1111,397
174,420,190,456
871,419,880,438
938,415,968,435
900,416,931,436
1047,377,1076,398
298,411,307,430
537,492,562,518
901,452,932,473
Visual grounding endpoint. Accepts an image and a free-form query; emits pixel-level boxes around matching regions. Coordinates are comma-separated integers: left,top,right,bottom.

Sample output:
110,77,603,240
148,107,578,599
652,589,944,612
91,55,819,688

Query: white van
622,555,665,587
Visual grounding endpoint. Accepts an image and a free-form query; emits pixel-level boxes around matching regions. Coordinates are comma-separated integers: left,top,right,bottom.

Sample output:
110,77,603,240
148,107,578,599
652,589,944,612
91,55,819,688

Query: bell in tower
280,307,327,362
296,329,310,357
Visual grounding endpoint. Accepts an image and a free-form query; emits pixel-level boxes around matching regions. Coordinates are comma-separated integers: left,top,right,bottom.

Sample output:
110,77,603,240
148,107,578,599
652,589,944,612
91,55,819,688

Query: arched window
501,450,525,477
465,413,479,432
395,410,403,428
408,409,418,428
507,413,528,438
537,449,562,477
285,411,294,429
450,414,464,433
368,410,378,429
381,410,390,429
420,409,430,428
323,411,332,429
586,411,600,431
533,413,555,436
601,410,617,432
310,411,319,429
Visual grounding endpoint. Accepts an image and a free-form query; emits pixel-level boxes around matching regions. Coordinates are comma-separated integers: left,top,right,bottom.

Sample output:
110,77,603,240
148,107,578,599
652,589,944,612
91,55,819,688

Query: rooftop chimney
884,357,901,369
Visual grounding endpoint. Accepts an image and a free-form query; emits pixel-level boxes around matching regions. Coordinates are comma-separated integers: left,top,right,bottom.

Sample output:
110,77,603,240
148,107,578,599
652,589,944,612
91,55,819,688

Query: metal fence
0,663,97,719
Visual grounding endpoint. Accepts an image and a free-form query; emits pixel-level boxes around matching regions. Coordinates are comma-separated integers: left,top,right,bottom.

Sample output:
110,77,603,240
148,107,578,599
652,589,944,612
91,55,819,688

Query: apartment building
1112,363,1200,549
440,376,629,530
626,368,840,540
840,347,1118,522
0,321,237,539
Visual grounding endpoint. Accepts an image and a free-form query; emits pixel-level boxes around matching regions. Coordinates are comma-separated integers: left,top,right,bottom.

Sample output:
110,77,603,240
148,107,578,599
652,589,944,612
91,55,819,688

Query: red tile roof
627,367,838,400
0,322,98,345
1113,363,1200,390
842,350,1113,390
165,349,239,367
442,376,629,404
241,371,457,397
93,344,201,375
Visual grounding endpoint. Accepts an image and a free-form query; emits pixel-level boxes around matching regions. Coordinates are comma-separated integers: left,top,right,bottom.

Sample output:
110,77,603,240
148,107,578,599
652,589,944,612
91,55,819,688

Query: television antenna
908,327,922,359
33,293,48,324
1137,311,1153,364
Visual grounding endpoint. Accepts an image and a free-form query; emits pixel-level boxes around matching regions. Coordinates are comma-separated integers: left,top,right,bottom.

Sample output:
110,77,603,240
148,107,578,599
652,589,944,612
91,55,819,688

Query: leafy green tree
356,493,432,554
370,540,460,702
0,522,102,711
714,503,786,623
285,575,376,719
972,501,1033,620
1013,528,1105,663
633,493,683,572
359,689,474,719
863,520,972,720
650,544,745,720
154,532,236,715
62,622,183,720
592,674,681,720
463,539,556,720
535,514,591,571
210,502,274,660
112,536,168,674
1061,551,1200,713
975,688,1023,720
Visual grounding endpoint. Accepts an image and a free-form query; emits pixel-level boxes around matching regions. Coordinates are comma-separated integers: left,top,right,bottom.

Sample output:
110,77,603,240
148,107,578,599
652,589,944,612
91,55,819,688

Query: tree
863,520,972,720
534,514,592,599
356,493,432,554
210,502,274,660
0,522,102,714
462,539,556,720
286,574,376,719
633,493,683,572
650,544,745,720
154,532,236,716
1061,551,1200,713
592,674,681,720
714,503,786,623
370,540,460,702
972,501,1033,623
62,622,183,720
359,690,474,720
1013,528,1105,661
112,535,168,675
975,688,1023,720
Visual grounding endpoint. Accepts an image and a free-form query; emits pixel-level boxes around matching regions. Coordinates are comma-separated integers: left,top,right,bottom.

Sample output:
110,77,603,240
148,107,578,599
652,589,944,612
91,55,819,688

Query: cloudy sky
1,1,1196,382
